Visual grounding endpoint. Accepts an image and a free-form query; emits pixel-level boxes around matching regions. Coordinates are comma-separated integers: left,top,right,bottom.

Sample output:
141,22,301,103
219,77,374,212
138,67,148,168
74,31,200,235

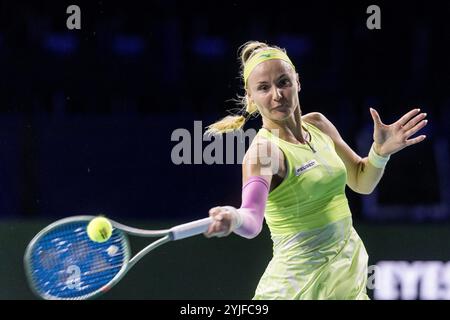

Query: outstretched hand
369,108,428,157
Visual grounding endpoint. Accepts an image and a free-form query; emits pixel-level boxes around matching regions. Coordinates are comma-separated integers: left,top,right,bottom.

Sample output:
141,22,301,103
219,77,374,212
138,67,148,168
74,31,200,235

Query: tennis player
203,41,428,299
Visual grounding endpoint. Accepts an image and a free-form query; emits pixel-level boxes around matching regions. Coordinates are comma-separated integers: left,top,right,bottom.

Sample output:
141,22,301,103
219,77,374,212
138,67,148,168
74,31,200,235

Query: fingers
404,118,428,138
401,109,428,146
208,206,222,218
406,134,427,146
401,112,427,131
204,207,232,238
369,108,383,126
398,108,421,126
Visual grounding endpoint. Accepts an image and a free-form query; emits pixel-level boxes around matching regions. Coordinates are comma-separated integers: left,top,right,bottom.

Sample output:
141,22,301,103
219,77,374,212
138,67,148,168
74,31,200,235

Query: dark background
0,0,449,299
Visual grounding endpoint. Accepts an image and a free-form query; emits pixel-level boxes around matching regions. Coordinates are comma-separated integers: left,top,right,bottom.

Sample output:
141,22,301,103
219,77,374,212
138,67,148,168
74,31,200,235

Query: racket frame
24,215,212,300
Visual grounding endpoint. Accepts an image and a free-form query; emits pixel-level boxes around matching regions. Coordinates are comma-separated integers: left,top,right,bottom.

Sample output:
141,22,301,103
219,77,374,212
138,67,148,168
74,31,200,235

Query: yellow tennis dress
253,121,369,300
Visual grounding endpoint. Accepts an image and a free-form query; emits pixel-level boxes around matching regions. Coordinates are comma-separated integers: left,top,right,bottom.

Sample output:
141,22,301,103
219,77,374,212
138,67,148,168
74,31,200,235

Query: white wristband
368,144,390,168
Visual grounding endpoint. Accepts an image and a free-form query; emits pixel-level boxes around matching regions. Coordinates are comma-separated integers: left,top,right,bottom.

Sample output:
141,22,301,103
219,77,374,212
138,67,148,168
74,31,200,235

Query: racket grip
169,217,213,240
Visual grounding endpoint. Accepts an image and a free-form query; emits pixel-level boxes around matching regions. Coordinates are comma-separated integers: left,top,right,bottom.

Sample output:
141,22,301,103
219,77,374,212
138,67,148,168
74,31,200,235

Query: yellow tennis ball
87,217,113,243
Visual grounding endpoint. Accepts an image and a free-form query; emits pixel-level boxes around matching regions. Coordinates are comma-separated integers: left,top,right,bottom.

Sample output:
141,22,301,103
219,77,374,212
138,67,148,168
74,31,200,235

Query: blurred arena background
0,0,449,299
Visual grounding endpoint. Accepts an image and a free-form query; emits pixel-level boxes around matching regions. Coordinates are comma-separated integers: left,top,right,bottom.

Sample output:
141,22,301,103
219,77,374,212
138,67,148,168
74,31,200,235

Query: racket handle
169,217,213,240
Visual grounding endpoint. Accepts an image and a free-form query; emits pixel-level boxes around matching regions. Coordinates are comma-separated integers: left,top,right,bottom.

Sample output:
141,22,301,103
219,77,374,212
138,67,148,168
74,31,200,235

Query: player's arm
241,136,275,189
303,112,385,195
205,137,277,238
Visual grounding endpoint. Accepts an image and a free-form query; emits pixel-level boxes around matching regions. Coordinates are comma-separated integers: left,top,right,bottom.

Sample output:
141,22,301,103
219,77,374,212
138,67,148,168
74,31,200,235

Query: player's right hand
204,206,239,238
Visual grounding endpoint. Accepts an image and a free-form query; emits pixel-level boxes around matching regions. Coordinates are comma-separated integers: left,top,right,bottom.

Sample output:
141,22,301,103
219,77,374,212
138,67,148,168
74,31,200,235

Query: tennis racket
24,215,212,300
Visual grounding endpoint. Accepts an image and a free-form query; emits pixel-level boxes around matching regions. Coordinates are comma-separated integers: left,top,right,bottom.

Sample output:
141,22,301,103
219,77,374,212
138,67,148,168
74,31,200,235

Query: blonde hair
205,41,290,136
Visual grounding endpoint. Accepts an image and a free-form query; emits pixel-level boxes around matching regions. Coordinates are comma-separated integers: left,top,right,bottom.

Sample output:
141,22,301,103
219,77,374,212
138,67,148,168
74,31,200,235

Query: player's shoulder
302,112,339,138
302,111,328,128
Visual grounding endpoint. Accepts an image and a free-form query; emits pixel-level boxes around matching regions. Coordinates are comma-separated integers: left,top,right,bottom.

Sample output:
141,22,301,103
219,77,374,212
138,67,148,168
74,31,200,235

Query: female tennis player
203,41,428,299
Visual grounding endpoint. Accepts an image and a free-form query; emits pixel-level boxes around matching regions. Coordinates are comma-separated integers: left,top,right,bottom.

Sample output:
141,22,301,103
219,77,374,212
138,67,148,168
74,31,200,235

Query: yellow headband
243,49,295,88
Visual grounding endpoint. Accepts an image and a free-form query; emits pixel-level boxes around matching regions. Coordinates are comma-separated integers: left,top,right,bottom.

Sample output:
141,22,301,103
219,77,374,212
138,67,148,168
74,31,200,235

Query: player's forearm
354,144,390,194
354,157,385,194
205,176,268,239
234,176,269,239
233,208,263,239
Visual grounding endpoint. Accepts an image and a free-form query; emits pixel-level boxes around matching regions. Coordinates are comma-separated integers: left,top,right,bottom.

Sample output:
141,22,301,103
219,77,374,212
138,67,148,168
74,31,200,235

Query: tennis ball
87,217,113,243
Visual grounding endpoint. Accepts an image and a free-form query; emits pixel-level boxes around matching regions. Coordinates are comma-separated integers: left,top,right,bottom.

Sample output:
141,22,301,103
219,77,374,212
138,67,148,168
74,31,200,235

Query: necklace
263,126,316,153
302,129,316,153
304,138,316,153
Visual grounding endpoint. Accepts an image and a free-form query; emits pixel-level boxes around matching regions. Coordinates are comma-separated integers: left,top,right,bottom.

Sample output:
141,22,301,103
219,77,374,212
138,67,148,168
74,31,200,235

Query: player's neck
262,116,308,145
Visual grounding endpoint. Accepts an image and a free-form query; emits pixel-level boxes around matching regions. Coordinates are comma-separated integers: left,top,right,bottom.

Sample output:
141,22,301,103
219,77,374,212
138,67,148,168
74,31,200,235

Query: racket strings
28,221,128,299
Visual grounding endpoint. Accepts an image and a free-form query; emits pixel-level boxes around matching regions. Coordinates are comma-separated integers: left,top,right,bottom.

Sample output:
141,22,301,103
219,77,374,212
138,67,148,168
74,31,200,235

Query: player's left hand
369,108,428,157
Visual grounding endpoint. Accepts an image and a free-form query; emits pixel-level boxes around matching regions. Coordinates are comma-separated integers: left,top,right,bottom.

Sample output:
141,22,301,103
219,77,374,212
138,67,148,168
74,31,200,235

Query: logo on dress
295,160,318,176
